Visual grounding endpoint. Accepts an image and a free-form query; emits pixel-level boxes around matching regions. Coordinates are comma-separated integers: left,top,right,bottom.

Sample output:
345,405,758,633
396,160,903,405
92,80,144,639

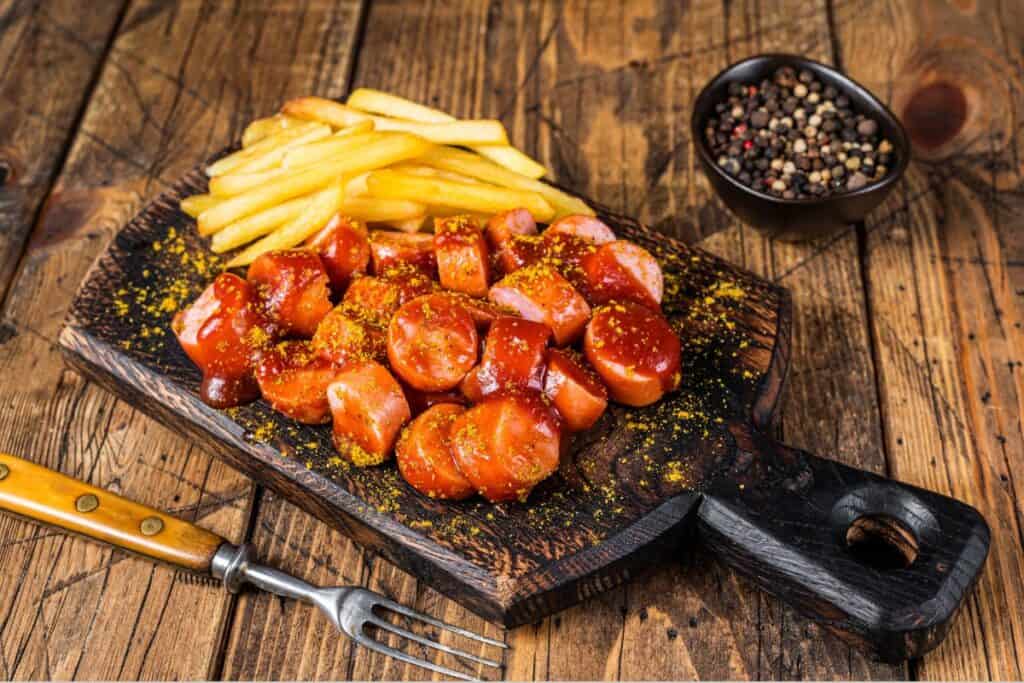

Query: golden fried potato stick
281,131,380,169
227,185,344,267
227,124,332,175
339,197,426,223
241,114,306,147
180,194,222,218
206,120,322,176
198,133,432,235
283,97,508,146
210,196,313,253
417,146,593,218
209,168,290,198
365,169,554,222
346,88,548,178
346,88,452,123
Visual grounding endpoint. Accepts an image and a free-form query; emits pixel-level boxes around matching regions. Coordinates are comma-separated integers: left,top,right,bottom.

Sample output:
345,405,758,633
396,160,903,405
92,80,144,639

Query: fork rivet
140,516,164,536
75,493,99,513
0,463,8,481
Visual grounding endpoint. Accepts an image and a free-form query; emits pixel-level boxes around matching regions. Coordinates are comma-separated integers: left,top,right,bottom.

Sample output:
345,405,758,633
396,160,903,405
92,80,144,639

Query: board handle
0,453,226,572
696,428,990,662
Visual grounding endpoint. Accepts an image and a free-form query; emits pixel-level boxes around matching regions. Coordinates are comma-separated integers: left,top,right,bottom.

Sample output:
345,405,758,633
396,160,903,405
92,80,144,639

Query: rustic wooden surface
0,0,1021,680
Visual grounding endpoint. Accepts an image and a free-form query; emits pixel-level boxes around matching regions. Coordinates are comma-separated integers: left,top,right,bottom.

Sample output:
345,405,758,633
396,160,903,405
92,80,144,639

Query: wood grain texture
0,0,127,304
835,0,1024,679
0,0,364,679
0,0,1018,679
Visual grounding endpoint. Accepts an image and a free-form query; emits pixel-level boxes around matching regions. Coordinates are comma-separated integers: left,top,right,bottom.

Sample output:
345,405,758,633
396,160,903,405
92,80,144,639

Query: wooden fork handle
0,453,226,572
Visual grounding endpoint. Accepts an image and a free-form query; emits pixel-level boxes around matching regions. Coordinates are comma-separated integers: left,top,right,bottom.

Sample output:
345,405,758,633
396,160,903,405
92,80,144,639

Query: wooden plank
0,0,127,303
215,0,905,680
0,0,365,679
611,0,901,678
835,0,1024,678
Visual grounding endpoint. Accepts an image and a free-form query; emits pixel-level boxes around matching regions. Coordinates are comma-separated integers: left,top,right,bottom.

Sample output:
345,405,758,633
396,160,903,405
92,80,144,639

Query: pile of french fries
180,89,593,267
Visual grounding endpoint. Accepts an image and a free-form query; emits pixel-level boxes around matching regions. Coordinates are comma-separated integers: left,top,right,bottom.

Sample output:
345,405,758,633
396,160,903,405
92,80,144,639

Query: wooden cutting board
59,159,989,663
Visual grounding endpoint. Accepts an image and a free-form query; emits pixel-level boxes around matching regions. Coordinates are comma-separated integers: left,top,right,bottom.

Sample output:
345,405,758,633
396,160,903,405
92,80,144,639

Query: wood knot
0,159,13,186
902,82,968,152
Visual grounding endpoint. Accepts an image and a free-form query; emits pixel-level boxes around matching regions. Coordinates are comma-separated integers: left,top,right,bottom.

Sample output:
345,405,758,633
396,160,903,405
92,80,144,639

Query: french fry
339,197,426,223
227,185,344,267
334,119,375,137
379,215,429,233
281,131,380,169
346,88,547,178
369,118,508,146
389,163,483,185
206,120,322,176
282,97,370,128
345,172,371,197
241,114,305,147
227,124,332,175
347,88,452,123
285,95,508,146
209,168,289,197
198,133,432,234
210,196,313,253
418,146,593,218
180,194,221,218
366,169,555,222
472,144,547,180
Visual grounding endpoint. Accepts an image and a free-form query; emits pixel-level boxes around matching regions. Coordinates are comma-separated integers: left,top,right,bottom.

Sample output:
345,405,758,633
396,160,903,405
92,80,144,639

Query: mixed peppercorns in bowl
691,54,909,241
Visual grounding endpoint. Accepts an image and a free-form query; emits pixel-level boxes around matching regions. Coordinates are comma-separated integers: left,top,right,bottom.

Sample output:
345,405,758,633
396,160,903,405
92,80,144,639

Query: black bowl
691,54,910,242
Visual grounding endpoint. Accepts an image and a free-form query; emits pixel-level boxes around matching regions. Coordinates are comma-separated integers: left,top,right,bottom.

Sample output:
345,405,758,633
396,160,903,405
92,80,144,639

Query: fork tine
373,596,509,649
354,631,479,681
367,616,503,669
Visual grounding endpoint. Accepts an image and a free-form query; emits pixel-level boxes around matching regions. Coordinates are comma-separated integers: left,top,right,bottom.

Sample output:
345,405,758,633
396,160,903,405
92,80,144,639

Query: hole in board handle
845,514,919,570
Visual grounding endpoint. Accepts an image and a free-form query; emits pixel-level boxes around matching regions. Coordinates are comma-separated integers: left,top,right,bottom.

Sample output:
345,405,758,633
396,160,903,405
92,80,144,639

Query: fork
0,453,506,680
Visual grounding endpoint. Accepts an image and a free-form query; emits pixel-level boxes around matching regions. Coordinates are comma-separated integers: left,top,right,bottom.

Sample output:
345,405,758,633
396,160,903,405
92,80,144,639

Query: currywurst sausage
328,361,411,466
396,404,475,500
449,395,561,502
584,301,681,406
387,294,479,391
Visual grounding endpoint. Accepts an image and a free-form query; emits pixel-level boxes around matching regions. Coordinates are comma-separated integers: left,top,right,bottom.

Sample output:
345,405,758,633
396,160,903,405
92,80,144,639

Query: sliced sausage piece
496,234,544,275
173,272,265,407
434,216,490,297
342,268,436,326
544,348,608,431
545,215,616,245
402,383,467,415
449,395,561,502
396,404,475,500
584,302,681,406
387,294,479,391
328,361,411,466
255,340,346,424
247,249,333,337
369,230,437,277
486,208,537,251
305,214,370,291
488,264,591,345
539,230,597,291
312,304,386,365
581,240,664,310
431,291,511,330
462,316,550,402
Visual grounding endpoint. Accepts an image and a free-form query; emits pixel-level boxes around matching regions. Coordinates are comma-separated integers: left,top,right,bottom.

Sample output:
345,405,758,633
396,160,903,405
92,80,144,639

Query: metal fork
211,543,507,680
0,453,506,681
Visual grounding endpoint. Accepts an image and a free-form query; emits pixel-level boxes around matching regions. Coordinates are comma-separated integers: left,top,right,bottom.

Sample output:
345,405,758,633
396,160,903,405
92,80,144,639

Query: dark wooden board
59,157,989,661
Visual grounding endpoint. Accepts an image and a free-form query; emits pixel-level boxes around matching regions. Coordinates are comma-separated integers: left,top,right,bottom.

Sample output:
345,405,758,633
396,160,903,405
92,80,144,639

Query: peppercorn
704,65,896,199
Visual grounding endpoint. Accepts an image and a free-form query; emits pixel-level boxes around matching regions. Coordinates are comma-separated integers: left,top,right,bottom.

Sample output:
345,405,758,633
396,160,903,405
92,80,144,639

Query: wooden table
0,0,1022,679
